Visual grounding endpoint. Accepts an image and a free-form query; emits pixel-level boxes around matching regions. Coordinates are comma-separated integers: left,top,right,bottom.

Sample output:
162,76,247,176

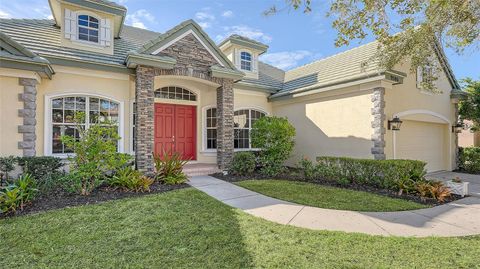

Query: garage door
396,120,447,172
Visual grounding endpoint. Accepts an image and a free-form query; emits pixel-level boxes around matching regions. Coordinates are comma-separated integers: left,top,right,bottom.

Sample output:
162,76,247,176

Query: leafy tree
266,0,479,91
251,116,296,176
459,78,480,131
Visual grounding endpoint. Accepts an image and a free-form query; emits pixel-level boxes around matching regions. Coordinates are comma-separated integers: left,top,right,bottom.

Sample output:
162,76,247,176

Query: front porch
129,21,244,173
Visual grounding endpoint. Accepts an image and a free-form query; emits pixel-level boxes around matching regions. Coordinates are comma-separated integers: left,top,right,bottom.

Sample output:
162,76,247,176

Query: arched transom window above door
155,86,197,101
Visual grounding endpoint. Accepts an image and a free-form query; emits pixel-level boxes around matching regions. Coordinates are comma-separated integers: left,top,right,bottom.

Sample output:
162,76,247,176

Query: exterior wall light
388,116,403,131
452,122,463,133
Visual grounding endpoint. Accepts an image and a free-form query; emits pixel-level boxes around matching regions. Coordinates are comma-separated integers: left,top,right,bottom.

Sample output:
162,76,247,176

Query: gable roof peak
218,34,269,54
136,19,238,70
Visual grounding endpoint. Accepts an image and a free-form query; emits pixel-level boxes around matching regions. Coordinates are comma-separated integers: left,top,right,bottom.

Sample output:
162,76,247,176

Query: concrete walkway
427,171,480,197
188,176,480,237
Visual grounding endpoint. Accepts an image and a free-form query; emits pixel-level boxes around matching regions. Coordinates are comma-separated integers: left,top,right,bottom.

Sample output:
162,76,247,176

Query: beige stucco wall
272,86,375,166
36,65,132,156
0,75,24,156
384,61,456,170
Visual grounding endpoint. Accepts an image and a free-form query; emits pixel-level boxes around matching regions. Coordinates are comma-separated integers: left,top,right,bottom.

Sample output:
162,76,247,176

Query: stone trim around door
371,87,386,160
135,66,156,174
17,78,38,157
216,79,234,169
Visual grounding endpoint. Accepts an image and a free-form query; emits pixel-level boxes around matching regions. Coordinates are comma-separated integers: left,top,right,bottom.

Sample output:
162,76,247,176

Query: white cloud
0,9,11,19
221,10,233,18
195,11,215,21
217,25,272,43
126,9,156,29
260,50,316,70
198,21,211,29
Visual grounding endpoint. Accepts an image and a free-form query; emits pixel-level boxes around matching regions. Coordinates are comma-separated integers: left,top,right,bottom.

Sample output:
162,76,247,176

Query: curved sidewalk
188,176,480,237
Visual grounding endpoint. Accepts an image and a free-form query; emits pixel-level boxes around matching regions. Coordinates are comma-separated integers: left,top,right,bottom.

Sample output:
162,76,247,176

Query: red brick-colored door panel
175,105,196,160
154,103,196,160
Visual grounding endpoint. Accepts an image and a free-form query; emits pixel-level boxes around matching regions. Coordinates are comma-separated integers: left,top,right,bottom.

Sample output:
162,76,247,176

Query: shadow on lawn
0,188,254,268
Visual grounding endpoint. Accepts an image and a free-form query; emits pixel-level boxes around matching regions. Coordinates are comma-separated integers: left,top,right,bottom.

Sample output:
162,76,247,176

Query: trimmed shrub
459,147,480,174
309,157,427,191
230,152,256,176
16,156,63,181
0,156,16,185
251,116,296,176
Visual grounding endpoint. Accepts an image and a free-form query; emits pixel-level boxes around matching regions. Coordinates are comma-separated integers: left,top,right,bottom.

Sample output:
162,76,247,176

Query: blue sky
0,0,478,80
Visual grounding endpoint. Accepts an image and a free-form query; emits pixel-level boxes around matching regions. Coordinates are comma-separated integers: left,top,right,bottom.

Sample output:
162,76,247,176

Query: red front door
154,103,196,160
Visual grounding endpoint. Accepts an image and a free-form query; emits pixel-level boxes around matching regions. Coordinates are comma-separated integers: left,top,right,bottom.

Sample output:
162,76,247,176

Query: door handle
172,136,175,142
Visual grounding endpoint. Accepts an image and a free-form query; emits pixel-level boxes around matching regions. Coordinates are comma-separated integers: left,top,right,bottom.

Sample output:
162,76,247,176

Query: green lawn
1,188,479,268
236,179,428,212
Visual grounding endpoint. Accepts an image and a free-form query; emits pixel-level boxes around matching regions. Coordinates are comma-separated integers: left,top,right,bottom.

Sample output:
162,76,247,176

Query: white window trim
201,105,268,153
239,50,253,72
201,105,217,153
70,10,110,48
44,92,125,157
77,14,100,43
129,99,135,155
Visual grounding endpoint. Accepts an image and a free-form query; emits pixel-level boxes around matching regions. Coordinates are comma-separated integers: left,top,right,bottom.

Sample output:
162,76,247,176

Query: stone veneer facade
17,78,38,157
134,33,235,173
371,87,386,160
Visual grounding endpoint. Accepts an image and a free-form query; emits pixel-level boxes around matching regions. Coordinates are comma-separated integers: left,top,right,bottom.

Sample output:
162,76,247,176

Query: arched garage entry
393,109,452,172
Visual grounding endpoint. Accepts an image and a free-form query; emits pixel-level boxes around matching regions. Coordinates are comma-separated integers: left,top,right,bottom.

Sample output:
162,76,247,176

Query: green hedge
302,157,426,190
230,152,256,176
459,147,480,174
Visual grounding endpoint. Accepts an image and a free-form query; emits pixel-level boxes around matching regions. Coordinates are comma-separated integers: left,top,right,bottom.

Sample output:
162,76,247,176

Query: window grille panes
51,96,119,154
155,86,196,101
206,108,217,149
78,15,99,43
240,51,252,71
234,109,266,149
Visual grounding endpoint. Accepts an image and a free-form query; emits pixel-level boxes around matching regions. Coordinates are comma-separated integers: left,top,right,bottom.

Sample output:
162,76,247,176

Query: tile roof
1,18,415,96
87,0,127,10
0,18,159,67
218,34,269,51
281,41,382,93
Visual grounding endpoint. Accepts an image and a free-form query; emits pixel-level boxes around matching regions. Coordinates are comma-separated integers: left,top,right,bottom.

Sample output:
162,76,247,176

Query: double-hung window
78,15,99,43
204,108,266,150
240,51,252,71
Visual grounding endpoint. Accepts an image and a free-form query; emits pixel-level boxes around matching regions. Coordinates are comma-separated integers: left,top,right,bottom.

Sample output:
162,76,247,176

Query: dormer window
240,51,252,71
78,15,99,43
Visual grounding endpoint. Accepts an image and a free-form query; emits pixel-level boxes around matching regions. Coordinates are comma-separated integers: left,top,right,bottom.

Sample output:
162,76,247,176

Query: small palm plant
153,151,189,185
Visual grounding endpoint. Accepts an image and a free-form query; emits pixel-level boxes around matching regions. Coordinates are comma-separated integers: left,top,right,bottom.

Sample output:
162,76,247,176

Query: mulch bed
2,182,188,219
211,170,463,207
